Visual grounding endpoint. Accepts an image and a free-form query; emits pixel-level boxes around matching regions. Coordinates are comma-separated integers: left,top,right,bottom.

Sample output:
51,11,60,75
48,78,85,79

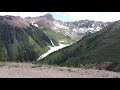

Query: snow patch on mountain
59,41,65,43
37,43,69,60
33,23,39,28
49,39,55,47
53,21,69,29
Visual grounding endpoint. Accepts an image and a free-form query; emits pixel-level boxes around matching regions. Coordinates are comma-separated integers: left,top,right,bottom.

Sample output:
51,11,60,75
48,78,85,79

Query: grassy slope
41,28,74,46
36,21,120,72
0,23,51,62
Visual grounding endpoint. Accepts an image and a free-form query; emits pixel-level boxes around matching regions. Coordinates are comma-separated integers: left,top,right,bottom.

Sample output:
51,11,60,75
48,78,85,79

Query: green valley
36,21,120,72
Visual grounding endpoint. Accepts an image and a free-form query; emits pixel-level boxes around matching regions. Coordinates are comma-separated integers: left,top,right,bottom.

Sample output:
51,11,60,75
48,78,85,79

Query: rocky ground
0,62,120,78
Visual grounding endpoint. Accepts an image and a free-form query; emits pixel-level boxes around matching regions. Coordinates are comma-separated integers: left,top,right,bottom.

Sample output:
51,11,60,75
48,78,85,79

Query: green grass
41,28,73,45
28,36,49,55
0,22,52,62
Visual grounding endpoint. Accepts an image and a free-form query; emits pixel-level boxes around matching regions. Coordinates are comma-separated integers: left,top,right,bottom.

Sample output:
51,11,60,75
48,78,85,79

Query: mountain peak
44,13,54,21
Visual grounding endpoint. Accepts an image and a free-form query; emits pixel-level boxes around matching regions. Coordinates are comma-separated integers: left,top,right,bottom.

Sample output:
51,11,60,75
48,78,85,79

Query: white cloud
0,12,19,16
47,12,120,22
64,12,120,22
0,12,120,22
0,12,47,18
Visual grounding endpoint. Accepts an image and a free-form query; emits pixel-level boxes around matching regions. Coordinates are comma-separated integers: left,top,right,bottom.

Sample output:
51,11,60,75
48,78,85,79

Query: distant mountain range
25,13,111,40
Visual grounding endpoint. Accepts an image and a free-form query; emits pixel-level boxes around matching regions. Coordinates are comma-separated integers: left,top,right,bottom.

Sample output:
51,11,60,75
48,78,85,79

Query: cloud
62,12,120,22
18,12,48,18
0,12,19,16
67,12,103,21
0,12,120,22
48,12,120,22
0,12,47,18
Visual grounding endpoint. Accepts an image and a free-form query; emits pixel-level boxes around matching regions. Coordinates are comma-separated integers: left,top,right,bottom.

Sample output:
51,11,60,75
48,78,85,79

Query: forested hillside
36,21,120,72
0,16,52,61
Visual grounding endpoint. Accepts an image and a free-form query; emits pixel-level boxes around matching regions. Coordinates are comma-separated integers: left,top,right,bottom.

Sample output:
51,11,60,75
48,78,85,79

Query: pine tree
0,40,6,61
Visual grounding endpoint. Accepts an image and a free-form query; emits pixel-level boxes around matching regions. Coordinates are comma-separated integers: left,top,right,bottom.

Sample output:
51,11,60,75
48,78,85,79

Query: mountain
25,15,74,45
52,19,111,40
36,20,120,72
0,15,52,62
25,15,55,29
25,14,111,41
0,14,113,63
44,13,54,21
40,27,73,46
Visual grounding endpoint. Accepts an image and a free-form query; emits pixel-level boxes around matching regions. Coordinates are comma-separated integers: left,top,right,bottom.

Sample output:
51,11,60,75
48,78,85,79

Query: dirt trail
0,62,120,78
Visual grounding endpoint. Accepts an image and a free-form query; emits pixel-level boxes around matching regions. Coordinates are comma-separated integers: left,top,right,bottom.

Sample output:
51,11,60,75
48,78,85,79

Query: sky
0,12,120,22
